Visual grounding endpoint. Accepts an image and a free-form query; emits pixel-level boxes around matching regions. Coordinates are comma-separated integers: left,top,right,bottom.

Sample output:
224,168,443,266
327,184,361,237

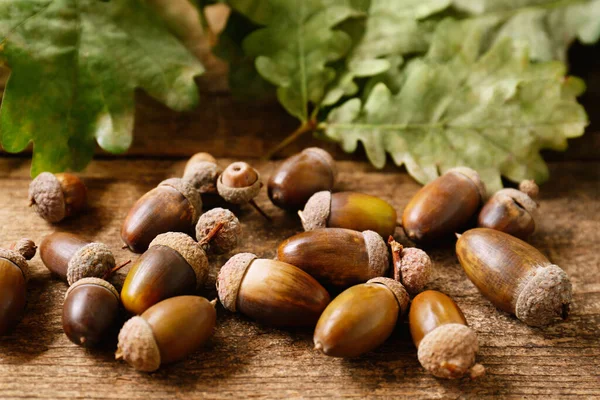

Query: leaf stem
262,119,317,160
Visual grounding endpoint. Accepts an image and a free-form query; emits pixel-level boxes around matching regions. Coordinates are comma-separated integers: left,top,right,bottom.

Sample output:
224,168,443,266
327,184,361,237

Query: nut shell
217,173,262,205
366,277,410,315
299,191,331,231
116,316,161,372
28,172,65,223
0,248,29,280
159,178,203,224
447,167,486,202
195,208,242,254
217,253,257,312
65,277,120,300
67,243,115,285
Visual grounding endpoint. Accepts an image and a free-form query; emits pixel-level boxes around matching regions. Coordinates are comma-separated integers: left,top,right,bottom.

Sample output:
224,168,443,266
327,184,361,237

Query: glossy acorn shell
409,290,467,348
121,245,197,315
329,192,397,238
0,258,26,335
402,170,483,242
478,191,536,239
268,148,336,210
40,232,89,280
313,281,399,357
62,280,121,347
56,173,88,218
121,185,196,253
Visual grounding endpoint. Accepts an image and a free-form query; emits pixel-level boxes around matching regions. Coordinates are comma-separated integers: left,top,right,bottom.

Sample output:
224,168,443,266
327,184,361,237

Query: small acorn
268,147,337,211
116,296,216,372
217,162,270,220
195,207,242,255
409,290,485,379
40,232,116,285
0,239,35,335
478,180,539,239
182,152,222,194
121,178,203,253
217,253,330,327
388,237,432,295
9,238,37,261
28,172,87,223
402,167,486,243
62,277,121,348
300,191,397,238
314,277,409,358
277,228,389,288
456,228,572,326
121,232,208,315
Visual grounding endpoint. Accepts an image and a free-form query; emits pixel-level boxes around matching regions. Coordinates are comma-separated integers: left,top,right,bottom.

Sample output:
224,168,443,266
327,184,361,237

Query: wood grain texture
0,158,598,399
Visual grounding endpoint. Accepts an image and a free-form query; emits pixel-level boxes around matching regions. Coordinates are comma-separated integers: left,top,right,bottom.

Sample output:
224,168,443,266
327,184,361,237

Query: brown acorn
217,162,270,220
121,232,208,315
182,152,222,194
217,253,330,327
402,167,486,243
121,178,203,253
409,290,485,379
39,232,115,285
28,172,87,223
0,241,34,335
116,296,216,372
456,228,572,326
300,191,397,238
277,228,389,288
268,148,337,210
9,238,37,261
314,277,409,358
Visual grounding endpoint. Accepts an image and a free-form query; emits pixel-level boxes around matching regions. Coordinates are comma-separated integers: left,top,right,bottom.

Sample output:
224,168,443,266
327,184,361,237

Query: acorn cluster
4,147,569,379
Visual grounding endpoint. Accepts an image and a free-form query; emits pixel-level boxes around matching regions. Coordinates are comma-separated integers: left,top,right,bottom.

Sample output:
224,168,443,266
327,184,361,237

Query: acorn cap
186,152,217,166
399,247,432,295
11,238,37,260
217,173,262,205
182,161,222,194
519,180,539,199
367,277,410,315
299,191,331,231
65,277,120,300
303,148,337,181
116,316,161,372
217,253,257,312
149,232,208,289
159,178,203,224
447,167,487,202
0,248,29,281
418,323,484,379
67,243,115,286
495,188,538,215
195,208,242,254
363,230,389,279
28,172,66,223
515,264,572,327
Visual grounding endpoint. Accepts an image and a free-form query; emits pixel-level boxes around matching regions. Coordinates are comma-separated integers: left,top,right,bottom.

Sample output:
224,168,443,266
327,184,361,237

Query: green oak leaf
324,18,588,192
0,0,204,176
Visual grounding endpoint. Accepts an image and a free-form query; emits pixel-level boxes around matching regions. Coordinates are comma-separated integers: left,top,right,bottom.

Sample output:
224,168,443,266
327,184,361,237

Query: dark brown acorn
268,148,337,210
314,277,409,358
277,228,389,288
456,228,572,326
217,162,270,220
28,172,87,223
121,178,202,253
217,253,330,327
409,290,484,379
402,167,486,243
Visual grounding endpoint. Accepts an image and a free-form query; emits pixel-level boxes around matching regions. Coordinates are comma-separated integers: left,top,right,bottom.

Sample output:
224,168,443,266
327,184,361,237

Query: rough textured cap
65,277,120,300
28,172,66,223
519,180,539,199
515,264,572,327
116,316,161,372
159,178,203,224
182,161,222,194
11,238,37,260
67,243,115,286
299,191,331,231
303,148,337,181
217,253,257,312
447,167,487,202
399,247,432,295
195,208,242,255
363,230,389,279
0,248,29,281
418,323,484,379
495,188,538,214
217,173,262,205
149,232,208,289
367,277,410,315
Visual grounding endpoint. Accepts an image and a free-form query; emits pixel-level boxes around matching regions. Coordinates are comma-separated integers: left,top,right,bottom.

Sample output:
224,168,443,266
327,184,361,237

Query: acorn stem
388,236,403,282
199,222,225,246
249,199,272,222
103,260,132,279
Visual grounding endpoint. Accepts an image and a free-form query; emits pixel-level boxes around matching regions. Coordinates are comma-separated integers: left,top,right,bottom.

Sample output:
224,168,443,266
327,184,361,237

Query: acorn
116,296,216,372
217,253,330,327
28,172,87,223
195,207,242,255
388,237,432,295
277,228,389,288
182,152,222,194
121,232,208,315
478,180,539,239
121,178,203,253
217,162,270,220
268,148,337,210
409,290,485,379
402,167,486,243
314,277,409,358
9,238,37,261
0,239,34,335
456,228,572,326
39,232,116,285
62,277,121,347
299,191,397,238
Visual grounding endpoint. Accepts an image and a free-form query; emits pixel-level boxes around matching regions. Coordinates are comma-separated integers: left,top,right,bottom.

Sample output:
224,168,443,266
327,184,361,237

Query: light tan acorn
388,237,432,295
28,172,87,223
182,152,222,194
217,162,270,220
